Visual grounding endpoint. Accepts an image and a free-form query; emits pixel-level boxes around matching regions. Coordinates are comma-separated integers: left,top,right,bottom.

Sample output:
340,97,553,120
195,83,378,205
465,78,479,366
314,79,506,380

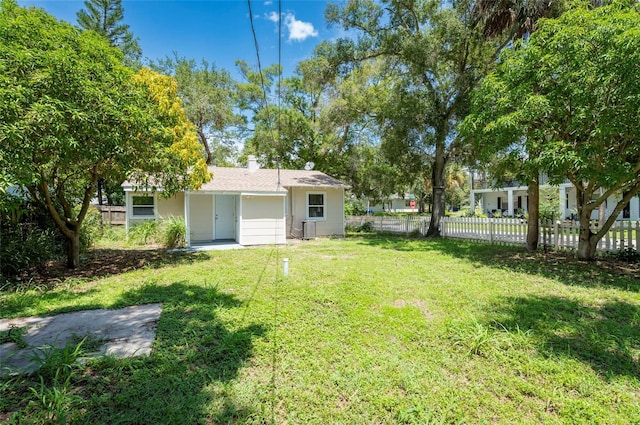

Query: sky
18,0,342,78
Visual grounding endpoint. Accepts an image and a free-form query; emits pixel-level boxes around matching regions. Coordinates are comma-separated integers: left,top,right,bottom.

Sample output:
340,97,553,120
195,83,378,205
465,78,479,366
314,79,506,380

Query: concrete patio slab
0,303,162,375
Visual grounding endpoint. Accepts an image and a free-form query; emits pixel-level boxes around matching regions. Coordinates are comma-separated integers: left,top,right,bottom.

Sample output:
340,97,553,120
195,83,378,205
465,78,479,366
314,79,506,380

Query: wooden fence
346,215,639,252
94,205,126,225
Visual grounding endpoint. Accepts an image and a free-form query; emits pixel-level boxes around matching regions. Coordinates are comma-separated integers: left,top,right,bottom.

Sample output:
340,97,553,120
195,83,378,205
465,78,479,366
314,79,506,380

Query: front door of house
215,195,235,240
190,194,213,242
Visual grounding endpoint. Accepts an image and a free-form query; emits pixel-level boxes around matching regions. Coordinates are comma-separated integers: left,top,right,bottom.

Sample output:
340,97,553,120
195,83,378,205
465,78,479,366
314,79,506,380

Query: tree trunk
67,231,81,269
526,174,539,252
197,126,212,165
576,215,598,260
426,143,447,237
97,178,104,206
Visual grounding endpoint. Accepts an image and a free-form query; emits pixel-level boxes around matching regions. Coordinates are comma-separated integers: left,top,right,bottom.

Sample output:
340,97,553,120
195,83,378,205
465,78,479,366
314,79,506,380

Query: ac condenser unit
302,220,316,239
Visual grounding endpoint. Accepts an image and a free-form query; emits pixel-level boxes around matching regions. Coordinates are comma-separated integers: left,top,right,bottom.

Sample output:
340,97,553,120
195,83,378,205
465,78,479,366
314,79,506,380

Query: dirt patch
9,247,194,288
393,299,435,319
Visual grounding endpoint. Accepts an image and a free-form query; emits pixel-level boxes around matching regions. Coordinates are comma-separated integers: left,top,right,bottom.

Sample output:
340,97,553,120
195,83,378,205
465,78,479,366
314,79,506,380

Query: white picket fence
441,217,639,252
345,215,640,252
345,215,430,235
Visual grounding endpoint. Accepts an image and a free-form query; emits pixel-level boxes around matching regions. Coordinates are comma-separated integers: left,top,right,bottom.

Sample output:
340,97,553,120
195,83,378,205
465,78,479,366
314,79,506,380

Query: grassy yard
1,234,640,424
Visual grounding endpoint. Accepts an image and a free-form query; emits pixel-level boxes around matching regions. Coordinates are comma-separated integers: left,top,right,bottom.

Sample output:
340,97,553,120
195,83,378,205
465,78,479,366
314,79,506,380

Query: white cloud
284,13,318,42
266,11,279,22
264,0,272,5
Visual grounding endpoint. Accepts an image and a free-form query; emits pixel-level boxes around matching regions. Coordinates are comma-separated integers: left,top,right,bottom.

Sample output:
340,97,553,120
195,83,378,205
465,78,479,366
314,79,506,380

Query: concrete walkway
0,303,162,375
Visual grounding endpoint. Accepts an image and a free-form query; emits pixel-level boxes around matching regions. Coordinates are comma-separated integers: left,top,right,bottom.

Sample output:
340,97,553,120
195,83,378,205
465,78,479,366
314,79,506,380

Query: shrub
358,222,374,232
127,220,158,246
344,199,366,216
79,206,103,252
0,225,60,278
161,216,186,249
608,247,640,263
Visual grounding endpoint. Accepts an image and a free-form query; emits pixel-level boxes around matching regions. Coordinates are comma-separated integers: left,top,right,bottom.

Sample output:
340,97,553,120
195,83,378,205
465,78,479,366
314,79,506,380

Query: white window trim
131,193,156,219
306,191,326,221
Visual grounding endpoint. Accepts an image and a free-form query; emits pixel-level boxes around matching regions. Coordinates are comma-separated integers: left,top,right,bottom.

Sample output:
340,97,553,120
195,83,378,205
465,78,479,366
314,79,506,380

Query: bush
357,222,374,232
127,220,158,246
609,247,640,263
0,226,61,279
79,206,103,252
161,216,186,249
344,199,366,216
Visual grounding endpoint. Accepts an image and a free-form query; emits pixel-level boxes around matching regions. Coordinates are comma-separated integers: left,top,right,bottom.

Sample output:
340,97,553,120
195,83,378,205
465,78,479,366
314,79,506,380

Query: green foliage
79,206,103,253
450,318,496,357
31,338,86,382
0,326,27,348
161,216,186,249
608,247,640,263
152,55,241,165
344,198,366,216
28,373,80,425
0,226,61,279
76,0,141,65
127,220,159,246
539,188,561,221
0,3,208,268
463,2,640,258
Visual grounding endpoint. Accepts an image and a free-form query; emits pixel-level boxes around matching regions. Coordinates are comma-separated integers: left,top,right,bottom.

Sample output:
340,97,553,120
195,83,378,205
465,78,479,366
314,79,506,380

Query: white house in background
470,174,640,220
123,156,347,247
367,194,417,213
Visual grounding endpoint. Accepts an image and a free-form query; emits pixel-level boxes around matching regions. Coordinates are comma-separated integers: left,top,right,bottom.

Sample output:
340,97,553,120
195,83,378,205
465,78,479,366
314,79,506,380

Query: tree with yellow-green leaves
0,1,208,268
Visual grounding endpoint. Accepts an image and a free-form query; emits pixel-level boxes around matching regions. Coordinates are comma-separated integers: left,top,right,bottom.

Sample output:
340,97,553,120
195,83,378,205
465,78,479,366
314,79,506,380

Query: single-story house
471,179,640,221
366,194,417,213
123,156,347,246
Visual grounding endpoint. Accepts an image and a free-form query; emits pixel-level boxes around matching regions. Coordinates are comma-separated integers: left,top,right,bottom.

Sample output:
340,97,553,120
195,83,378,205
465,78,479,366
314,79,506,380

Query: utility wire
247,0,283,423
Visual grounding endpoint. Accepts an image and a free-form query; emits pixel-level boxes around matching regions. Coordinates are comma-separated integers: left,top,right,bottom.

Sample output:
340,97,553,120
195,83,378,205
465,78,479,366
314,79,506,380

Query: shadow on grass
73,281,266,423
350,233,640,292
8,248,211,289
491,294,640,380
1,249,214,317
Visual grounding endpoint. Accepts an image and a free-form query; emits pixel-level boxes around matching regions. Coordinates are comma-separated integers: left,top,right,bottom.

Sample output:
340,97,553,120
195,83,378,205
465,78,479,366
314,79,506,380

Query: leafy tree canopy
462,0,640,258
76,0,141,65
152,55,242,166
0,1,208,267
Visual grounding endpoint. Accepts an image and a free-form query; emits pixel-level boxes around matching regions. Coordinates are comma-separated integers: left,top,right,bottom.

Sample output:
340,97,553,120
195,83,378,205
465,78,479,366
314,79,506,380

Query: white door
189,194,213,242
215,195,236,240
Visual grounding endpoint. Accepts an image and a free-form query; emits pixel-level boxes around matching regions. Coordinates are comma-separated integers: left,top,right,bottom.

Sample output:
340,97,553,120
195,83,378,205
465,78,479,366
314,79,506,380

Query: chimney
247,155,259,172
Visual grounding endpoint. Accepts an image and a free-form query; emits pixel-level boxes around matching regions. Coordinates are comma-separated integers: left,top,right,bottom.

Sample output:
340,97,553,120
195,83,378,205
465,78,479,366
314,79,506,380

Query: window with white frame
307,192,325,219
132,195,155,217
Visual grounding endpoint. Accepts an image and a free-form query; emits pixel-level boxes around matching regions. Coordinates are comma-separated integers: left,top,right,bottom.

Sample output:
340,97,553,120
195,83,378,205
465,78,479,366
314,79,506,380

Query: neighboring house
367,194,417,213
123,156,347,247
470,174,640,220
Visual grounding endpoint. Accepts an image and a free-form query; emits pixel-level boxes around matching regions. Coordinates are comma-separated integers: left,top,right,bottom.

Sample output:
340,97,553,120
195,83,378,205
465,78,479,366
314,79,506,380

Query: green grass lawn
1,234,639,424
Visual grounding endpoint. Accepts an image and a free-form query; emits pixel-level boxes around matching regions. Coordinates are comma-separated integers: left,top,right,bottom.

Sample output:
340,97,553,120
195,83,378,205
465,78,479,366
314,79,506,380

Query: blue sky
19,0,340,77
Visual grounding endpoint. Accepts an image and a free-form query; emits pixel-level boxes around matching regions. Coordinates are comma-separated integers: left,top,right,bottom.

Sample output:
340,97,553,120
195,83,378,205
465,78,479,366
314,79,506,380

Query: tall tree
324,0,576,237
238,56,382,190
462,1,640,259
0,2,208,268
324,0,515,237
76,0,141,65
153,55,242,166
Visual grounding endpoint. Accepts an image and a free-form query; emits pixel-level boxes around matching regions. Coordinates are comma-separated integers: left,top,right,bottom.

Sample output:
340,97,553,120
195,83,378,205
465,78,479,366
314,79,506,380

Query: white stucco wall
288,187,344,238
157,193,184,219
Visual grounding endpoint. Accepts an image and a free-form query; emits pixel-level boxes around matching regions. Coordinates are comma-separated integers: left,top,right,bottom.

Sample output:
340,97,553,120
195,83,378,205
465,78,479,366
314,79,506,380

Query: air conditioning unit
302,220,316,239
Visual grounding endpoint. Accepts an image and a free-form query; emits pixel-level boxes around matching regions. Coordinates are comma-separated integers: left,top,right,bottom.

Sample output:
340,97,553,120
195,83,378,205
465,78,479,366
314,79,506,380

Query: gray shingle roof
200,167,346,192
123,167,346,193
